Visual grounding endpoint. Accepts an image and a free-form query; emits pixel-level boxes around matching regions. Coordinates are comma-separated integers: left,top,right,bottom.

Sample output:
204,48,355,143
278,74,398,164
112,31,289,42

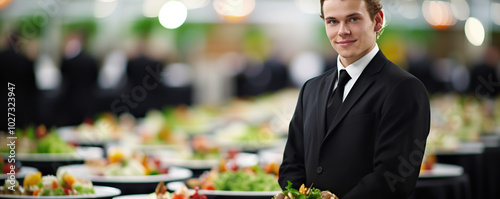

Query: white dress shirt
333,44,379,101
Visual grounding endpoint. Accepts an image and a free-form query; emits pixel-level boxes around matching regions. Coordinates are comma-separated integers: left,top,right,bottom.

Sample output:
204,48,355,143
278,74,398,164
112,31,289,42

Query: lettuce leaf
281,181,324,199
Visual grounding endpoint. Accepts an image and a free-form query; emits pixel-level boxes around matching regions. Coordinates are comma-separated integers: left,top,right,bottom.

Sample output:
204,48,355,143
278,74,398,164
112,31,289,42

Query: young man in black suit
278,0,431,198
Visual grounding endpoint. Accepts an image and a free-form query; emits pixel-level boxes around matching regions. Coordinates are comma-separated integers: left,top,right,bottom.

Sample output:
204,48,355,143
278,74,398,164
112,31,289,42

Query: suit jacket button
317,166,323,174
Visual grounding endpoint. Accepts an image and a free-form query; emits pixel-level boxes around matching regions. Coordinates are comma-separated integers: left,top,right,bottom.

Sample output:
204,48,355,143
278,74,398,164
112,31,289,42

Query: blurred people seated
58,31,99,126
468,46,500,99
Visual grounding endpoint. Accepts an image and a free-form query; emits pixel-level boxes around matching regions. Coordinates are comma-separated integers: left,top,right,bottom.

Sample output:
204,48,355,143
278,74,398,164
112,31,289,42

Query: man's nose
338,23,350,36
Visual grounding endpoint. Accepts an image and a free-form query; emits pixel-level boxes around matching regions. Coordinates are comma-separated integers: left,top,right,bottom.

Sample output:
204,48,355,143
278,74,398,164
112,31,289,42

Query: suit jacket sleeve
343,77,430,199
278,81,308,190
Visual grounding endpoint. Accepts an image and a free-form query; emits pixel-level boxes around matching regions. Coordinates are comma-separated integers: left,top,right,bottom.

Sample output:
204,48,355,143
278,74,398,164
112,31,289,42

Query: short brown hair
319,0,384,37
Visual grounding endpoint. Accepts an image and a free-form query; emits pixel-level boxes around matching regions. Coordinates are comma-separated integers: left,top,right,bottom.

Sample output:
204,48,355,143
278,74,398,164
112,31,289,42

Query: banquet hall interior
0,0,499,199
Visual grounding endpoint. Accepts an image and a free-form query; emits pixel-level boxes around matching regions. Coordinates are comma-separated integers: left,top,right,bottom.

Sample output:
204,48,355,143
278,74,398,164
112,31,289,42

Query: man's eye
349,18,359,22
328,20,338,24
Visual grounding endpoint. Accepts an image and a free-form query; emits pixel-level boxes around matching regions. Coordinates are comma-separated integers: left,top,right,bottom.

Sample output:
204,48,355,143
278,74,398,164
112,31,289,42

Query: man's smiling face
323,0,382,67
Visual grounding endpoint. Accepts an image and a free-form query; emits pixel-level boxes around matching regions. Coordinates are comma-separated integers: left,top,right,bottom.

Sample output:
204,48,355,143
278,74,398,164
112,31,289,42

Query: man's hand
321,191,339,199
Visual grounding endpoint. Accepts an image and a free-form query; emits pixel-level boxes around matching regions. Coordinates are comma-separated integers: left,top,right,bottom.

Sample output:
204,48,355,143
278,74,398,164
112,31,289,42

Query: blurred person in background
406,44,440,94
235,32,289,97
124,37,165,117
58,31,99,126
278,0,430,199
236,55,289,97
468,46,500,99
265,56,290,92
0,29,39,131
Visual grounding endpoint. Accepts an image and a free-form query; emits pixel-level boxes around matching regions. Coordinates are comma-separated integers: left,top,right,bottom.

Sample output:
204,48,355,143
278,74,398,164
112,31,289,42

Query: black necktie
326,69,351,132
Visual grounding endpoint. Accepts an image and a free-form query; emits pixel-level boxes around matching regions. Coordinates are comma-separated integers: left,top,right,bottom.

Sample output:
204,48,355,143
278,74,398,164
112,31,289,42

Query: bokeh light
0,0,11,9
213,0,255,22
94,0,118,18
398,0,419,20
450,0,469,21
422,0,457,30
158,1,188,29
289,51,324,87
142,0,168,18
464,17,485,47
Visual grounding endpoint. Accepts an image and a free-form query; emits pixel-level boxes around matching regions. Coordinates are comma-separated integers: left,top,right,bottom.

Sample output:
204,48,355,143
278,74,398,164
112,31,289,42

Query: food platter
1,147,103,175
57,165,192,183
58,165,193,195
57,126,111,146
0,166,38,180
215,137,287,153
167,181,280,197
1,152,83,162
1,146,102,162
160,158,219,170
0,185,121,198
1,153,85,175
419,163,463,178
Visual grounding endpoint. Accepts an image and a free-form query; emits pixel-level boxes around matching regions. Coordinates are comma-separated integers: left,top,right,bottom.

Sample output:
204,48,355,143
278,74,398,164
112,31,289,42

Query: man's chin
334,47,355,56
337,52,357,60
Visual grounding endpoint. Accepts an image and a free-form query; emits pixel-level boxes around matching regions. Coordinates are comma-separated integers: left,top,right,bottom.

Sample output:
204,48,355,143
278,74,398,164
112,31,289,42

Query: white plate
419,163,463,178
435,142,485,155
145,146,219,170
161,158,219,170
0,153,84,162
1,146,103,162
57,126,109,145
113,194,150,199
0,166,38,180
163,153,258,170
166,181,280,197
216,138,287,152
258,147,285,165
58,165,192,183
0,185,121,198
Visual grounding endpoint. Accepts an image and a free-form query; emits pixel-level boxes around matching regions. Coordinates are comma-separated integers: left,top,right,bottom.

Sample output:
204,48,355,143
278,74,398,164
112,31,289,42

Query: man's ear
374,10,384,31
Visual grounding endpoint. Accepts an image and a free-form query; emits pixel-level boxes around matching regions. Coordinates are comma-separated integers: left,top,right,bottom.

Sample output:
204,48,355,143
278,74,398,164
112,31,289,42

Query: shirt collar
336,44,379,81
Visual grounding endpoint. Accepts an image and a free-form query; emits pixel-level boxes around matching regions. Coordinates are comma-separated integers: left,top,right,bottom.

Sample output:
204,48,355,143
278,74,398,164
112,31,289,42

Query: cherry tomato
64,188,76,195
172,193,188,199
227,149,239,159
191,186,208,199
32,189,42,196
226,160,238,171
201,181,215,190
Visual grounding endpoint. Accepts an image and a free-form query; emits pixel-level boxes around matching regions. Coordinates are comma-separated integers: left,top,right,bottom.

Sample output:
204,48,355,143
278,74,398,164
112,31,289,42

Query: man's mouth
336,40,356,47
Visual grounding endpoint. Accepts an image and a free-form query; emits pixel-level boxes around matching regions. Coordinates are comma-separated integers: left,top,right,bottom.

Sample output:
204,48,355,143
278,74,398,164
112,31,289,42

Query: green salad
1,125,75,154
212,166,281,191
272,181,338,199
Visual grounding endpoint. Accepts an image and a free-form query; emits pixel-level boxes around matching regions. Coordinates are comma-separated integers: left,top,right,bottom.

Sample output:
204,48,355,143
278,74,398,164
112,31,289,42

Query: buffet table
435,142,485,199
481,135,500,199
411,163,470,199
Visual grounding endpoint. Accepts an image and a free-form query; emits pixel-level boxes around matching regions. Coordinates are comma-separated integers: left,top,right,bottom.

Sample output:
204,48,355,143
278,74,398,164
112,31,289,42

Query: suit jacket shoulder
377,58,426,90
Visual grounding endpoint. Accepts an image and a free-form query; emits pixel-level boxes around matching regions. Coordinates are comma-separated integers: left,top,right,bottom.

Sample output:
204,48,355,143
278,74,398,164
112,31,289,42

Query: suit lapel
323,51,388,141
